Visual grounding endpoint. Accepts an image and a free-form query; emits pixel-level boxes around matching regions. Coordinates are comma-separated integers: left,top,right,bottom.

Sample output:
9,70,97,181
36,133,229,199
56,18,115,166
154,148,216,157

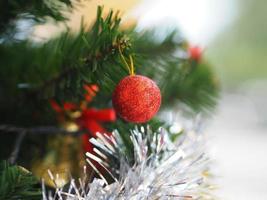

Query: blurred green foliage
0,161,41,200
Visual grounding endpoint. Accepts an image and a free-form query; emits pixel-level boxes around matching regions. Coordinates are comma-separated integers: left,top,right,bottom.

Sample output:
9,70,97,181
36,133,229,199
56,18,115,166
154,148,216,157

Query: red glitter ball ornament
112,75,161,123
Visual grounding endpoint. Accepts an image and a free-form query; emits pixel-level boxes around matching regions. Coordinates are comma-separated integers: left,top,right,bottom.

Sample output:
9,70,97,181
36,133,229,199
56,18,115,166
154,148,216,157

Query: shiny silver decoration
43,126,214,199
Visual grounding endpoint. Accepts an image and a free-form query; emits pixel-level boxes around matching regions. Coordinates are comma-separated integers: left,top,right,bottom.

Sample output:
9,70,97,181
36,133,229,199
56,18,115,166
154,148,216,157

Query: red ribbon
78,108,116,153
50,84,116,173
50,100,116,152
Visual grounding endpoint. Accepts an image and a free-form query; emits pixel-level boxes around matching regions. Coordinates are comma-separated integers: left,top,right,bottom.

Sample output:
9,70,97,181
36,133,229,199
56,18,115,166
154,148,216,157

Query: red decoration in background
189,46,202,62
50,84,116,155
112,75,161,123
78,108,115,153
63,102,77,111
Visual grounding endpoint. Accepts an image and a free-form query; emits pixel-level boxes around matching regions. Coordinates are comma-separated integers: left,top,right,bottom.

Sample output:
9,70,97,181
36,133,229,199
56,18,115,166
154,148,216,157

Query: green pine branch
0,161,41,200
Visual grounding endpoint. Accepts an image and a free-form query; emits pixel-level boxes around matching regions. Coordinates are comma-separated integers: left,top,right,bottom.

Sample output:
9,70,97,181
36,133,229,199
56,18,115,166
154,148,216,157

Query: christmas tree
0,1,218,199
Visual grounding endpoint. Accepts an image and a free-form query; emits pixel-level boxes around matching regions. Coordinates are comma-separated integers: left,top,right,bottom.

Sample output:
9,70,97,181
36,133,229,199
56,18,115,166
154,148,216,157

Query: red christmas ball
112,75,161,123
189,46,202,62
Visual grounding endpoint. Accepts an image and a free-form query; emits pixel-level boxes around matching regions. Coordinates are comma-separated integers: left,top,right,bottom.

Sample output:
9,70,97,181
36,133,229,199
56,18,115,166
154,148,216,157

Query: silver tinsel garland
43,126,214,200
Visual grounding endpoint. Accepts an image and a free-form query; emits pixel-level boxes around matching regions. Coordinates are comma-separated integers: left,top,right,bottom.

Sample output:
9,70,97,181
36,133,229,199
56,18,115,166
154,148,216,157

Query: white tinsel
43,126,214,200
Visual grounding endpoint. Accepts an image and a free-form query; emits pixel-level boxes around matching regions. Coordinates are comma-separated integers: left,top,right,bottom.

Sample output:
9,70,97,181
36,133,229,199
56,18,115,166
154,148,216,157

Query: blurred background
128,0,267,199
23,0,267,199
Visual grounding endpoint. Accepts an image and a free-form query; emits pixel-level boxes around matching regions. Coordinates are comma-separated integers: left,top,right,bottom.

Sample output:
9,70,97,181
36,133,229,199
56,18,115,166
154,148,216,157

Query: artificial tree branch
8,131,26,165
31,39,129,96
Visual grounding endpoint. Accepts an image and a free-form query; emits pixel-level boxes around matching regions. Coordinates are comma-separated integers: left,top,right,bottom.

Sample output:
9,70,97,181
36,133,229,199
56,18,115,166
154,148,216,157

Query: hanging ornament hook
118,45,135,75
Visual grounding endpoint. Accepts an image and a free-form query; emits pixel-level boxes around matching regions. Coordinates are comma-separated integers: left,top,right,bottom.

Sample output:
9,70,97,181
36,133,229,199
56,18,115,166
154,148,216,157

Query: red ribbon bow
50,84,116,154
78,108,116,153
